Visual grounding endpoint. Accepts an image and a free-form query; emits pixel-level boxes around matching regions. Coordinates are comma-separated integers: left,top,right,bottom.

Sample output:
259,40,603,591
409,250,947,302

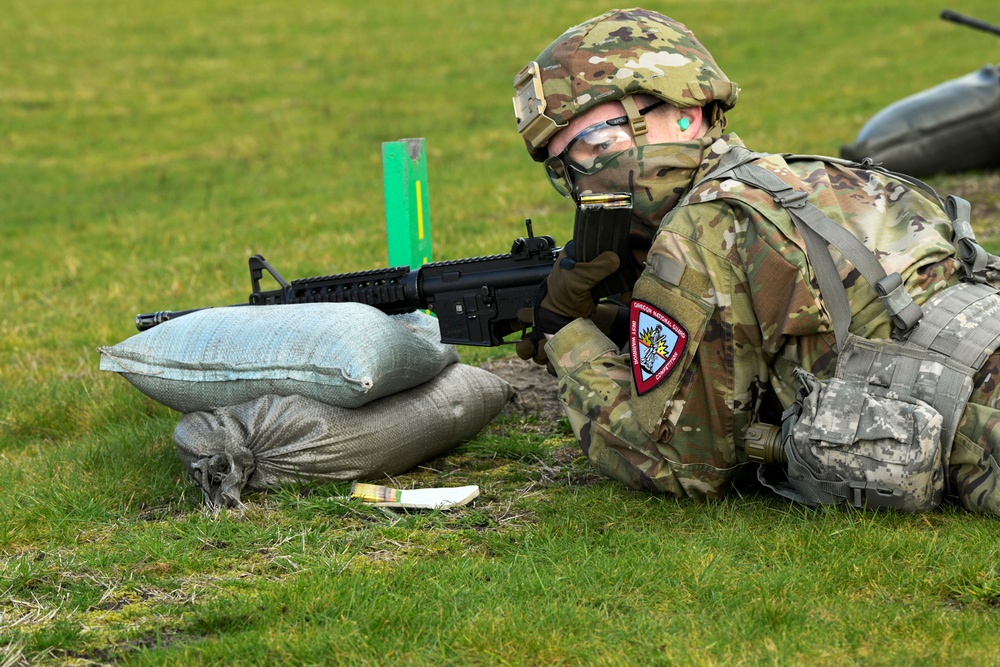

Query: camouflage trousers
952,349,1000,514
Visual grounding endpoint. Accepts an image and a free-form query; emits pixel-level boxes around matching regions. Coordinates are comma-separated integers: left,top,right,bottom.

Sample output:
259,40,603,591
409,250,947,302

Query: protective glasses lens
543,156,573,198
558,100,667,174
542,99,666,198
562,123,634,172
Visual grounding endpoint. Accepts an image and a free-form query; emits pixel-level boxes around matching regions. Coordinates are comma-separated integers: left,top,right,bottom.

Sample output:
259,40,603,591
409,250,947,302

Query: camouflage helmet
513,8,739,161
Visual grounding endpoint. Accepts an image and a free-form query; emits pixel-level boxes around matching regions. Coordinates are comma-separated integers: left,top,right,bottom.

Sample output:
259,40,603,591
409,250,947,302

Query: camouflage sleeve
546,233,746,499
545,318,687,496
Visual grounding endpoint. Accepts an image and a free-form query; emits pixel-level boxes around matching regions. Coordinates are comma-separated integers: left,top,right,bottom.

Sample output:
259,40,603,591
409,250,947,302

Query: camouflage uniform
516,8,1000,513
545,134,1000,513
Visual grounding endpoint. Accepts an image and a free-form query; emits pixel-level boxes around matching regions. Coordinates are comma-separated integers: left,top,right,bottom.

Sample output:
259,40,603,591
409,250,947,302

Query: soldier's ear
679,107,705,137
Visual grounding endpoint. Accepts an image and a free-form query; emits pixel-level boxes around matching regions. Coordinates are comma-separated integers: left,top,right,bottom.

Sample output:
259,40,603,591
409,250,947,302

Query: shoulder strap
679,146,767,207
788,156,1000,285
704,147,922,351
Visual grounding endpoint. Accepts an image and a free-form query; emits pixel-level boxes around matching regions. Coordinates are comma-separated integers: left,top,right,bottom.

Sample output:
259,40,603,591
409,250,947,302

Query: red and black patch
629,300,688,395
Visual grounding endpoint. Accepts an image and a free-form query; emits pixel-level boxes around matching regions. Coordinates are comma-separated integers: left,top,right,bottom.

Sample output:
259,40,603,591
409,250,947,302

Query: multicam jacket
546,133,963,501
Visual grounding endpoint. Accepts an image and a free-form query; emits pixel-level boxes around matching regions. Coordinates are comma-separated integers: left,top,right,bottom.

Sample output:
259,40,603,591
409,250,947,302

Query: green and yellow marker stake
382,138,432,269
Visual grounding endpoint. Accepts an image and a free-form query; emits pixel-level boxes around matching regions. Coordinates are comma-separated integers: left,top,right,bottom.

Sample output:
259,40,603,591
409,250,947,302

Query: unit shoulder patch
629,300,688,395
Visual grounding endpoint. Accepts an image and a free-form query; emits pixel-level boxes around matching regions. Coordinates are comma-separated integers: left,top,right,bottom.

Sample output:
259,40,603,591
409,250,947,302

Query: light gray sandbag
98,304,458,413
840,64,1000,177
173,363,515,507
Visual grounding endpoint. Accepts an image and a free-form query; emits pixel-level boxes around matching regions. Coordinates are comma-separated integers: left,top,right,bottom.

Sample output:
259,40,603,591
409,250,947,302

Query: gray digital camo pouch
764,281,1000,512
776,354,946,512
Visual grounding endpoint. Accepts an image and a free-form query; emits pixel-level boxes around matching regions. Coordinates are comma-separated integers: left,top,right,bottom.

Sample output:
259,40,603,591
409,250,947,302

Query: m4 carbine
135,222,558,347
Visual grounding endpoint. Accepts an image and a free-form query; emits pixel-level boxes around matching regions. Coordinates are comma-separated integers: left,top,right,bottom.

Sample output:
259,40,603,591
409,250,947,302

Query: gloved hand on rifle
516,241,624,370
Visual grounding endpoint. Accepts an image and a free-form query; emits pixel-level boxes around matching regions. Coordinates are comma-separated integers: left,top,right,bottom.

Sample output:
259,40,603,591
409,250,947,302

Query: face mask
569,135,721,250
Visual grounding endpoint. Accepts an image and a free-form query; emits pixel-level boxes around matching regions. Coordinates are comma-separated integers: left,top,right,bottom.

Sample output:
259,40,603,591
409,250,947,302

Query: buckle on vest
773,191,809,209
848,481,906,510
629,116,648,138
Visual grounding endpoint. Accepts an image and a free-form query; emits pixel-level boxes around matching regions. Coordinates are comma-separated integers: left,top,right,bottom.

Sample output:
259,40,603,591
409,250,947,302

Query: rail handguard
135,222,559,347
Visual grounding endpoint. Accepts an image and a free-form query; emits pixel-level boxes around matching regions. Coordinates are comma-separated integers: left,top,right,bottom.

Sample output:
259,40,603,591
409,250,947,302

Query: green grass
4,0,1000,664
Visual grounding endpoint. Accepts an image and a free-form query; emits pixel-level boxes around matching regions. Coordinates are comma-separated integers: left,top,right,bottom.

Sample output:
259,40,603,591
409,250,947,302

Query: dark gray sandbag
99,304,458,413
173,363,514,508
840,65,1000,177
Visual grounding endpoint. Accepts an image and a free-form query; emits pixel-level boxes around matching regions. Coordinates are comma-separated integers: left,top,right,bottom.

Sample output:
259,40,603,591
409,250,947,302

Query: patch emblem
629,300,688,395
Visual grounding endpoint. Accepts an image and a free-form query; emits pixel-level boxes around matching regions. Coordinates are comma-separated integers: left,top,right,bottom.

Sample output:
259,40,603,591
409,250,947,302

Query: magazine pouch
778,352,946,512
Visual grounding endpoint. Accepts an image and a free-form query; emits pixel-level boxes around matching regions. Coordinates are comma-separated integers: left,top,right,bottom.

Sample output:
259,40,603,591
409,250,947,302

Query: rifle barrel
941,9,1000,38
135,304,248,331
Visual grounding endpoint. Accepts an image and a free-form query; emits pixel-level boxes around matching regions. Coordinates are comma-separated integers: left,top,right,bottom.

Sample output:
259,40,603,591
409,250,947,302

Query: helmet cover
513,8,739,161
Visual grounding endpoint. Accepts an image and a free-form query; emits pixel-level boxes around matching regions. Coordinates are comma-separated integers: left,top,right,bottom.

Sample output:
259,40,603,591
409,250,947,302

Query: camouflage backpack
688,146,1000,512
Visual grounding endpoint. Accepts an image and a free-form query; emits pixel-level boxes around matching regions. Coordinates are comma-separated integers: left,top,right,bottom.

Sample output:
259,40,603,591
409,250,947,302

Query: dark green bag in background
841,64,1000,177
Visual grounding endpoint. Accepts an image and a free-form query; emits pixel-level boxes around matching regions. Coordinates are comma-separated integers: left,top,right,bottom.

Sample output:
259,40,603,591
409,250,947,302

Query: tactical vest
679,146,1000,511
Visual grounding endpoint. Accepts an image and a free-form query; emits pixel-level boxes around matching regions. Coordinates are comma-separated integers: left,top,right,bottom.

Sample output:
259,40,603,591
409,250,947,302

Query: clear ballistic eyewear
543,100,666,197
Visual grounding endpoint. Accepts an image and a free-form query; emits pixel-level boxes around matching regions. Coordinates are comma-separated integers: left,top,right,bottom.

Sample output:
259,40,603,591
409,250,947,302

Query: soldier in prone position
513,8,1000,513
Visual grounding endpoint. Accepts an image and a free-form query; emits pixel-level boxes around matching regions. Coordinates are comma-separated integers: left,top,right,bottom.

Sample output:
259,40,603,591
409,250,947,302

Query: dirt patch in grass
479,357,563,430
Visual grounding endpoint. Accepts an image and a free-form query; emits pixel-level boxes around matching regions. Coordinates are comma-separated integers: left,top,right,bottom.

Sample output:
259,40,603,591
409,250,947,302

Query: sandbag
840,64,1000,177
173,363,515,507
98,304,458,413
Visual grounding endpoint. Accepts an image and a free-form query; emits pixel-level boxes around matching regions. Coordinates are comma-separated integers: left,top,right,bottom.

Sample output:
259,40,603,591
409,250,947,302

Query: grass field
4,1,1000,664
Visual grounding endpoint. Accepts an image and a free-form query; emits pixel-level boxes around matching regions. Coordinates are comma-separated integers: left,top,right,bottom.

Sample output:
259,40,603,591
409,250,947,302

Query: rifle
940,9,1000,38
135,221,558,347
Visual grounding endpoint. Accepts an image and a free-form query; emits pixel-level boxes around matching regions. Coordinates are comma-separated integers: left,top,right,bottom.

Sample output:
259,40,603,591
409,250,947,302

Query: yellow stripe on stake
416,179,425,240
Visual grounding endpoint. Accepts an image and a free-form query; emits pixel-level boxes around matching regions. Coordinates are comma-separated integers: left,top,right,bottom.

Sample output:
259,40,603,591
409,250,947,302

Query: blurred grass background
3,1,1000,664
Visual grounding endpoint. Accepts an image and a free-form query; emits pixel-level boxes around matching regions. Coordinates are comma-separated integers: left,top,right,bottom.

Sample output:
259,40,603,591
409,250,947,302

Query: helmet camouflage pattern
513,8,739,161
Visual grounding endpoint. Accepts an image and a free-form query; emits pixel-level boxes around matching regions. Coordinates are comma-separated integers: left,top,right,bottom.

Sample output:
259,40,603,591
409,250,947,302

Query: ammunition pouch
758,282,1000,512
764,352,946,512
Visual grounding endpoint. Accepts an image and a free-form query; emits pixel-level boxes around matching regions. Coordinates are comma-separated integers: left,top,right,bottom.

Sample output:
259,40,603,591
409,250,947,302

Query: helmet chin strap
706,102,728,133
620,95,650,147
